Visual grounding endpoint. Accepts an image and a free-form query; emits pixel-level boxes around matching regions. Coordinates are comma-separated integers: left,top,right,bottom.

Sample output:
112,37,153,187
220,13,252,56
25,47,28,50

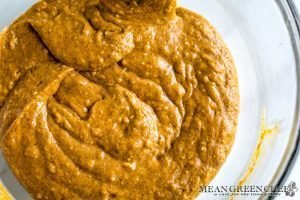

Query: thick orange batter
0,0,239,199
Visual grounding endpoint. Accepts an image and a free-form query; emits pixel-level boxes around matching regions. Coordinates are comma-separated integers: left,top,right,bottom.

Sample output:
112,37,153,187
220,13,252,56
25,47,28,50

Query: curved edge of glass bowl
267,0,300,199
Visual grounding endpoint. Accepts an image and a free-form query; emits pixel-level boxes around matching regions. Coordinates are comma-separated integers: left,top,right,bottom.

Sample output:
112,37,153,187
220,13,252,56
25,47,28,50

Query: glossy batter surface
0,0,239,199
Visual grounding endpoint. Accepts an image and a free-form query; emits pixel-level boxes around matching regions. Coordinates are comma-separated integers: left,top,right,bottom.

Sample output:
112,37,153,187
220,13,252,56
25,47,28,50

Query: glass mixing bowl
0,0,299,199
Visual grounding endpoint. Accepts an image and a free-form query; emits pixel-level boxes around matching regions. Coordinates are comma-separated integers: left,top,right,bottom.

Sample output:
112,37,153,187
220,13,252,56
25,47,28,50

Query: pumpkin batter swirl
0,0,239,199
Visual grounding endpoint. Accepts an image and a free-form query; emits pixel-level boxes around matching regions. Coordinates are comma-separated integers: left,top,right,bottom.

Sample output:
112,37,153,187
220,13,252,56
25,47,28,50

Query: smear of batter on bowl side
229,110,280,200
238,111,279,187
0,181,11,200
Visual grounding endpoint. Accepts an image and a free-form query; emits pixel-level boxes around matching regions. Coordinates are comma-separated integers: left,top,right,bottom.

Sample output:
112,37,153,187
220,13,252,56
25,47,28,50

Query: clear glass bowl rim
269,0,300,199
